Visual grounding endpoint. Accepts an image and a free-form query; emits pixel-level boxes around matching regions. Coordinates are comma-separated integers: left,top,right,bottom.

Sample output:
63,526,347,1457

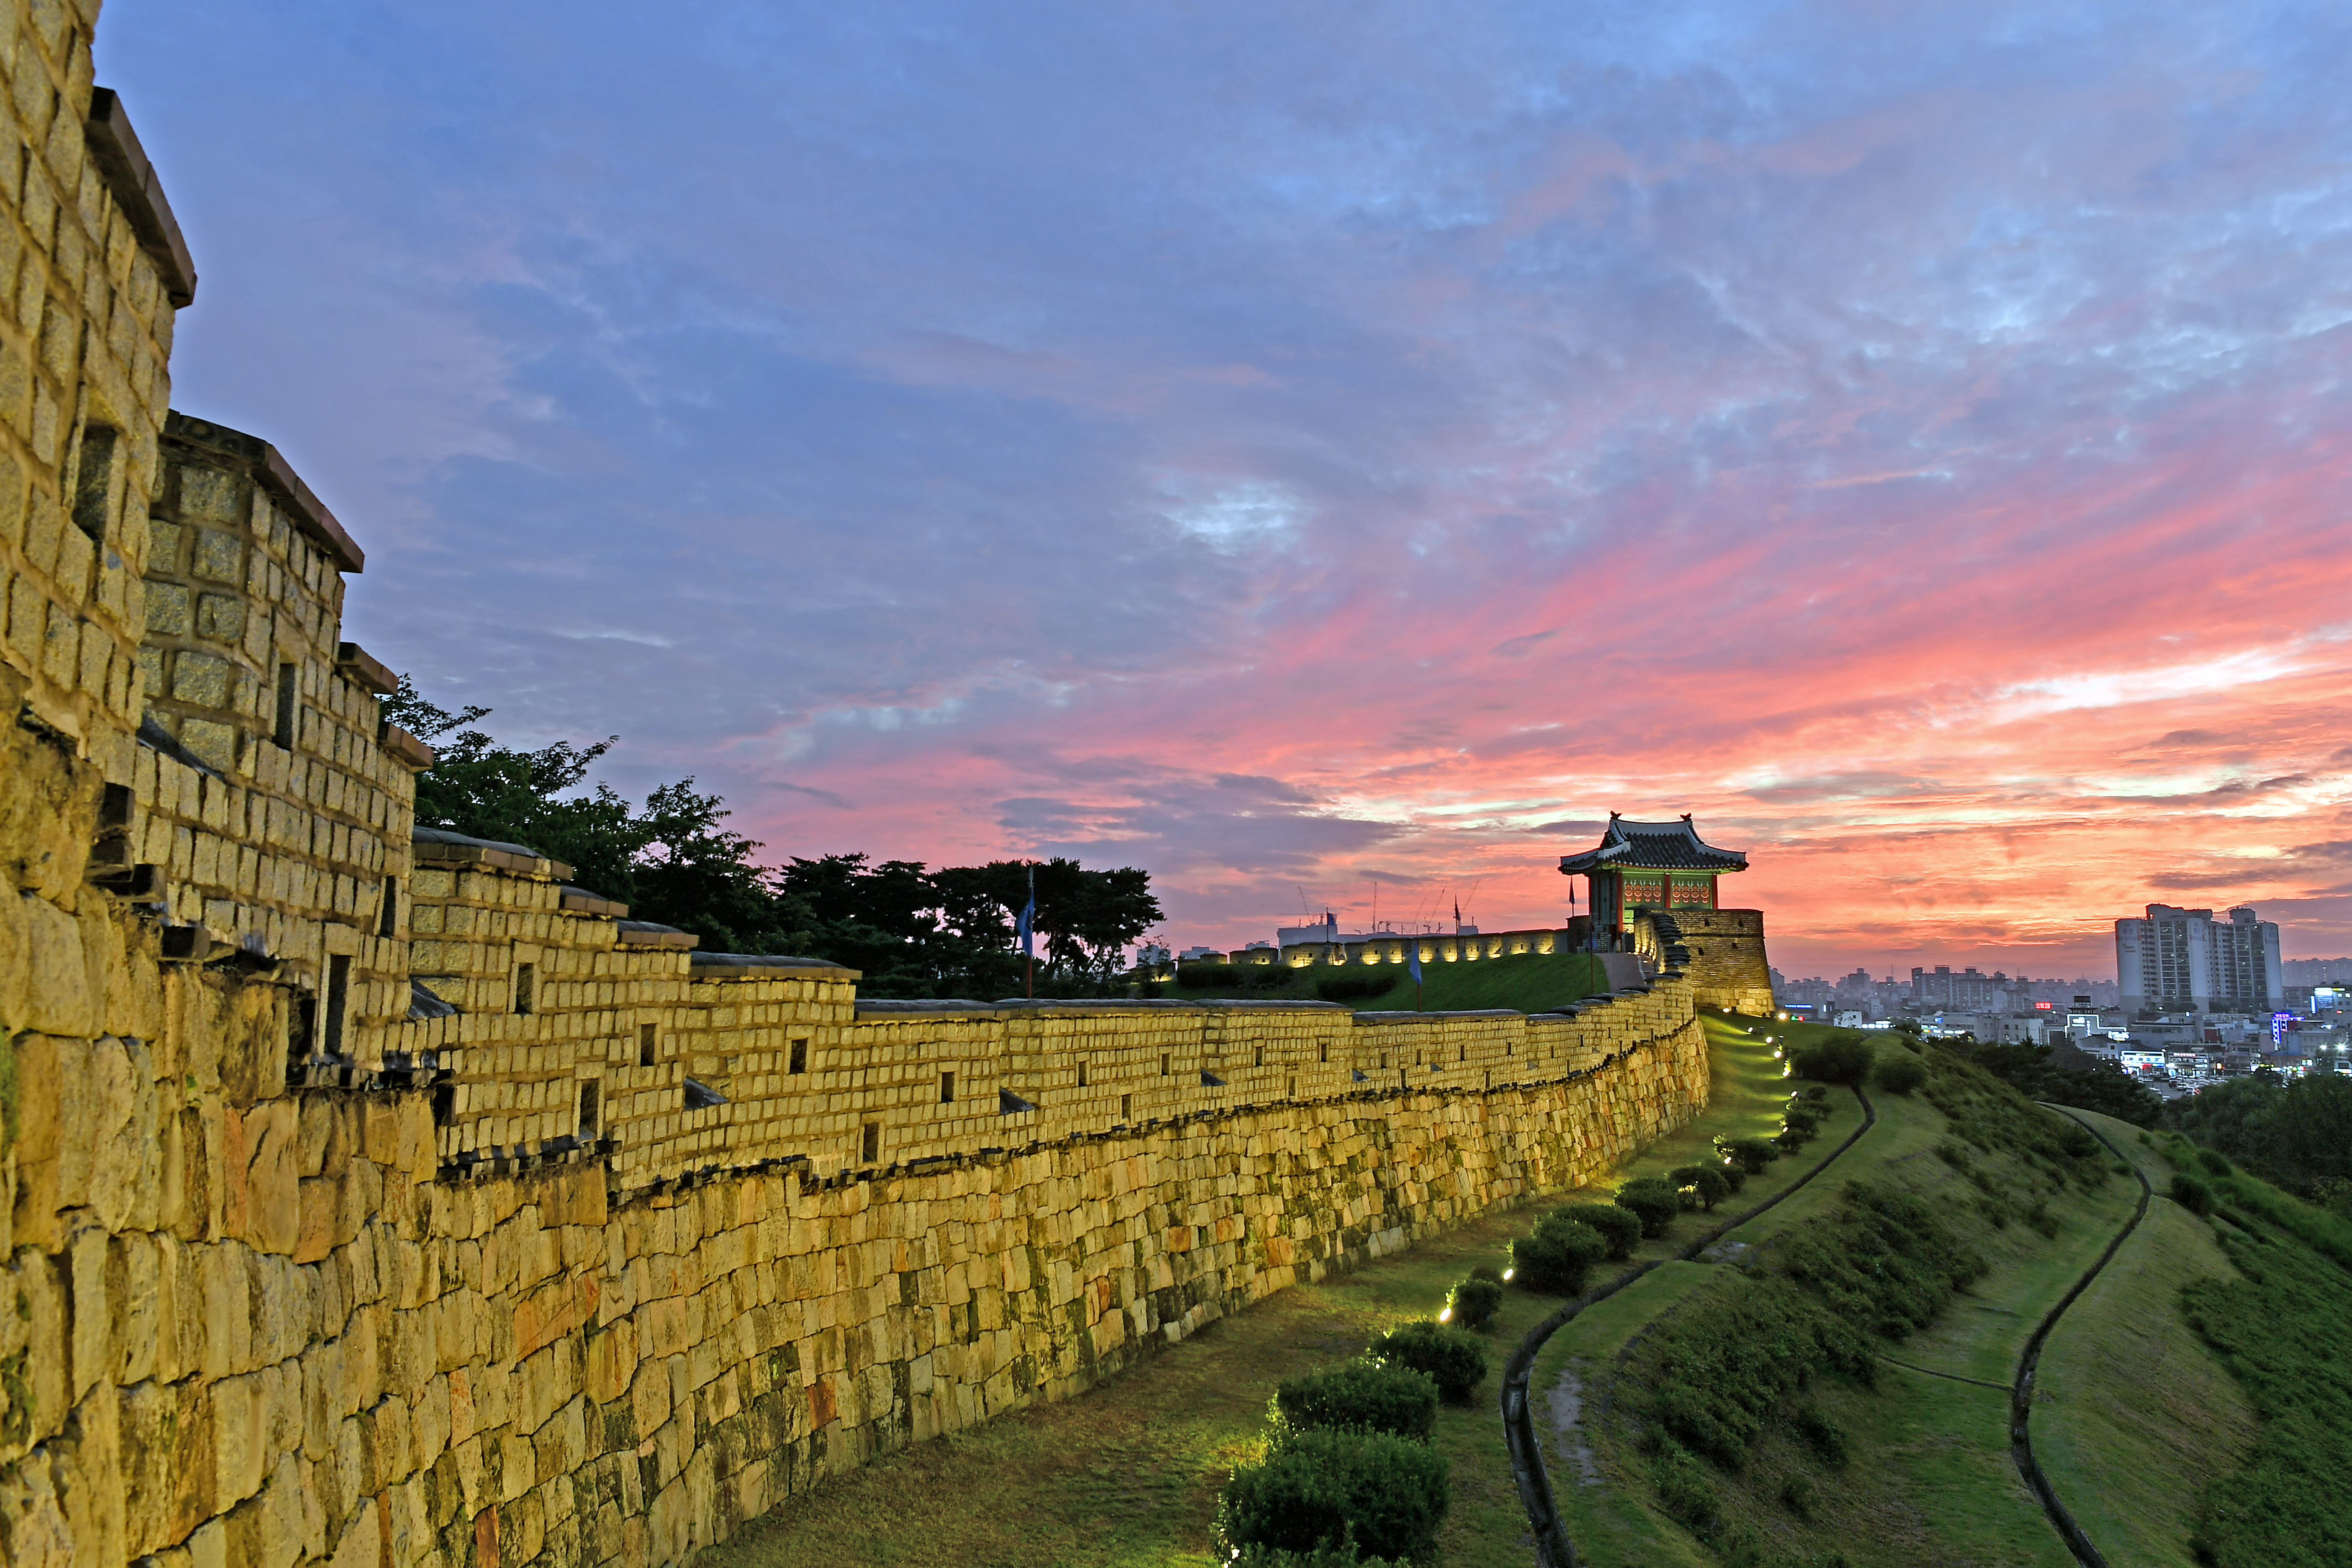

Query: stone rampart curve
0,8,1721,1563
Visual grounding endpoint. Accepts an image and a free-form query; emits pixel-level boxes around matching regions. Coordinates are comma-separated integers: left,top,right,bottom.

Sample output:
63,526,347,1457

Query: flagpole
1024,864,1035,999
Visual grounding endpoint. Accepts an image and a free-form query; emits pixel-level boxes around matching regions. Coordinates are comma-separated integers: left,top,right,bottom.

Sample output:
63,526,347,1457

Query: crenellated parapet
0,11,1725,1561
397,826,1709,1200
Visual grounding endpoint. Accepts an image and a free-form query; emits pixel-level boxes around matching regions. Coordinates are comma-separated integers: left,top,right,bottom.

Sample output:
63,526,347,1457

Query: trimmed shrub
1715,1158,1748,1196
2172,1172,2215,1215
1555,1203,1644,1261
1513,1218,1607,1294
1446,1274,1504,1330
1615,1178,1681,1238
1799,1085,1830,1103
1217,1426,1450,1564
1723,1136,1779,1175
1772,1125,1813,1154
1670,1164,1731,1211
2196,1147,2232,1178
1368,1320,1488,1405
1790,1031,1875,1085
1874,1053,1928,1095
1179,963,1241,988
1273,1360,1440,1443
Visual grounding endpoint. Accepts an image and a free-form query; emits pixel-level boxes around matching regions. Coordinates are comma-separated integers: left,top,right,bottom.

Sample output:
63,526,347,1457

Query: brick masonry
0,5,1726,1564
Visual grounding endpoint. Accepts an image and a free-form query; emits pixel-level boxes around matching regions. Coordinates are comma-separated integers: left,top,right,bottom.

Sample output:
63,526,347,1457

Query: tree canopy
2167,1070,2352,1201
383,678,1162,996
1955,1039,2164,1127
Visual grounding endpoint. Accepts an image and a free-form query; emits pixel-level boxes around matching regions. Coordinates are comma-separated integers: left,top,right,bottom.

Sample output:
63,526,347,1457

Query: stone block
12,895,95,1040
294,1175,339,1265
233,1100,299,1255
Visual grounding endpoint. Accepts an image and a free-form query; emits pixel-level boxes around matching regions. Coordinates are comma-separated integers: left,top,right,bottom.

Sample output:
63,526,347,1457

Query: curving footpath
1501,1083,1880,1568
2010,1108,2155,1568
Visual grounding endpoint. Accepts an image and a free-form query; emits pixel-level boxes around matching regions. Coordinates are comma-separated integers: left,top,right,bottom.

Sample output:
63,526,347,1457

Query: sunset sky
102,1,2352,979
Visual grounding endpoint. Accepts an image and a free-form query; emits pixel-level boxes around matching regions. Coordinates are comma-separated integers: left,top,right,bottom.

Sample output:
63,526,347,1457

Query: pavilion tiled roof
1557,813,1748,875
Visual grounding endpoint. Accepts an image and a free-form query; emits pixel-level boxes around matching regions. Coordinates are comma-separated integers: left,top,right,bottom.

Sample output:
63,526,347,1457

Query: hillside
691,1013,2349,1568
1164,949,1614,1014
1531,1019,2328,1568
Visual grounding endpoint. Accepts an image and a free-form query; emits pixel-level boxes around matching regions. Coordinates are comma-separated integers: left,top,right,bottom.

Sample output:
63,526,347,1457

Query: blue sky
101,0,2352,974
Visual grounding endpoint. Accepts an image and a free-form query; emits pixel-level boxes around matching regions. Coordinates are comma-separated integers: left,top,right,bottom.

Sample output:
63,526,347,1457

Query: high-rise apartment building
2116,904,2283,1014
1910,965,2028,1012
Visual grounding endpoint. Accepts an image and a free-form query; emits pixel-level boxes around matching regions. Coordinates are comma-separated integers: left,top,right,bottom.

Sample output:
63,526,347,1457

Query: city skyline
100,1,2352,979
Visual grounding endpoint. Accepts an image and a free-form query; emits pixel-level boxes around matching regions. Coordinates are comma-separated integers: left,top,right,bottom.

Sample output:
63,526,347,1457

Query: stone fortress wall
1202,917,1772,1020
0,7,1729,1565
1203,923,1575,970
1639,908,1775,1016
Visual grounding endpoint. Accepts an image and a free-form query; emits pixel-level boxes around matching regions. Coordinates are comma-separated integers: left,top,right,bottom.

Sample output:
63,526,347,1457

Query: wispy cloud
99,0,2352,975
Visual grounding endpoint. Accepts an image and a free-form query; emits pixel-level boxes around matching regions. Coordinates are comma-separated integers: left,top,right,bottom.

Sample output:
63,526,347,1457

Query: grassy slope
2147,1132,2352,1568
1552,1022,2149,1568
2030,1113,2255,1568
699,998,1799,1567
1163,949,1613,1014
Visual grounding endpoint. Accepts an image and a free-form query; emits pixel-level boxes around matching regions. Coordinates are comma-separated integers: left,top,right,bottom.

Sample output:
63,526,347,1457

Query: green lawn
2030,1112,2254,1568
699,999,1798,1566
1162,949,1614,1015
1545,1030,2165,1568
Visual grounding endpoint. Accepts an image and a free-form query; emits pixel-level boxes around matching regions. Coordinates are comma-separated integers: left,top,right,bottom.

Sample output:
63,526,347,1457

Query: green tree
1962,1040,2163,1127
384,678,646,895
385,677,805,954
965,858,1162,981
383,678,1162,996
2169,1072,2352,1199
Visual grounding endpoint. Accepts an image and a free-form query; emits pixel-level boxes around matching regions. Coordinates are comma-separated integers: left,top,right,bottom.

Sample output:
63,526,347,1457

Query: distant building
1910,965,2024,1013
2284,957,2352,984
2115,904,2282,1014
1777,975,1838,1007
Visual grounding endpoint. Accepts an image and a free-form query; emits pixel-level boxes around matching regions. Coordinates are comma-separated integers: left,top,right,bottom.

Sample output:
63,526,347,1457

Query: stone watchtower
1559,813,1774,1014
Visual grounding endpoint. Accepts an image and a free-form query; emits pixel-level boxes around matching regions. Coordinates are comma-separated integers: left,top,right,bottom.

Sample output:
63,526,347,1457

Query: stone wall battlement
399,841,1702,1197
0,7,1724,1563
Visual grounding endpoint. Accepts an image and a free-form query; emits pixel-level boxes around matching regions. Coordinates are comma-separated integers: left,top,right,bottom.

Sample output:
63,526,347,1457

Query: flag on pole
1408,942,1423,987
1018,866,1037,998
